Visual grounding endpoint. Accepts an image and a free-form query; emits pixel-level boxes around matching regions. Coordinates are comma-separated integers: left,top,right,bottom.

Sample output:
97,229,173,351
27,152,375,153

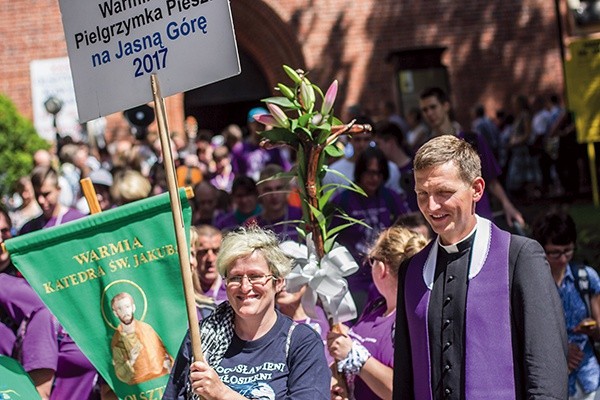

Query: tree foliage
0,94,49,196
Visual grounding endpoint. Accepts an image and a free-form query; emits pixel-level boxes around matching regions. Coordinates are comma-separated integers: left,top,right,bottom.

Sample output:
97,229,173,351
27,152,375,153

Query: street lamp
44,96,63,151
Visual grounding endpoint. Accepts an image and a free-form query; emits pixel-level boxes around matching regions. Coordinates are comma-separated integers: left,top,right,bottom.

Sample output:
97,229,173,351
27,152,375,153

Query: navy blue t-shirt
164,310,331,400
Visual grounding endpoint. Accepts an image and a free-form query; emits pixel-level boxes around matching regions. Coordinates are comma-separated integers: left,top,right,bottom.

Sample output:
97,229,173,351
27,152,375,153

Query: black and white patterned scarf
186,301,234,400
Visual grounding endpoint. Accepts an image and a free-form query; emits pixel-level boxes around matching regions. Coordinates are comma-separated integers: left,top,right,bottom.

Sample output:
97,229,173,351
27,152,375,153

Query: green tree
0,94,49,196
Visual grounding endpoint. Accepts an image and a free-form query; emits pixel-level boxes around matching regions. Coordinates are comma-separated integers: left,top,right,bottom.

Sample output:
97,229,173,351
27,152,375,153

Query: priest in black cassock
393,135,567,400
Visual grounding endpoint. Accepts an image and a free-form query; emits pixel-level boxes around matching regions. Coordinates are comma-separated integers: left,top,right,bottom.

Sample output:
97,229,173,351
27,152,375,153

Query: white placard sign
59,0,240,122
30,57,81,141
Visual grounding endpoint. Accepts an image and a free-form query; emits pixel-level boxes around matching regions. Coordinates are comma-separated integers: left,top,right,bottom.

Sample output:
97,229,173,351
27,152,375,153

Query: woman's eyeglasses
545,247,575,260
226,274,275,287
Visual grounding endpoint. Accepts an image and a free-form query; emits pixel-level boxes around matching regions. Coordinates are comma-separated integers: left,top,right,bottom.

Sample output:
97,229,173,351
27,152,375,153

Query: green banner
5,190,191,400
0,355,41,399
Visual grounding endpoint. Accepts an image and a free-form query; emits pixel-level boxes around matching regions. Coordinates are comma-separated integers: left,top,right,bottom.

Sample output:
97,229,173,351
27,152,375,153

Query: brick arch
231,1,306,93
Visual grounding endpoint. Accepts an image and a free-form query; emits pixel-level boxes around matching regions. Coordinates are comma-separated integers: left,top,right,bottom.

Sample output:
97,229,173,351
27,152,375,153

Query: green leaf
315,128,331,145
323,235,338,254
298,113,312,128
307,203,326,233
257,171,297,186
332,117,343,126
318,187,337,210
326,222,360,238
322,167,367,197
262,96,296,109
259,128,299,146
296,226,307,241
336,213,372,230
324,143,345,158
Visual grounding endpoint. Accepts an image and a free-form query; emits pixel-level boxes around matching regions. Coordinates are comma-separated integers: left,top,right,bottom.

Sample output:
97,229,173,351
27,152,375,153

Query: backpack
571,262,593,316
570,262,600,359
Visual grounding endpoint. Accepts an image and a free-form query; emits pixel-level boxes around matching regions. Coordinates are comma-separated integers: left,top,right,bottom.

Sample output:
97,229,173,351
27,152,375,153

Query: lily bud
253,113,279,127
283,65,302,84
311,113,323,126
277,83,295,100
321,80,338,116
300,80,315,111
267,103,290,129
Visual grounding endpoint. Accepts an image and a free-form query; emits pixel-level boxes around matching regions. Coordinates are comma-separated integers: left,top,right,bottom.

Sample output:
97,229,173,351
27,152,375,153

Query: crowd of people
0,85,595,400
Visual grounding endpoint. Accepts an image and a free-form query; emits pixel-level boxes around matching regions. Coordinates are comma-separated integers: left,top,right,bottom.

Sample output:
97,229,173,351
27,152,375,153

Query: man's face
197,234,222,287
258,179,288,216
415,161,483,245
113,296,136,325
35,179,60,218
419,96,450,132
195,186,218,219
0,213,13,272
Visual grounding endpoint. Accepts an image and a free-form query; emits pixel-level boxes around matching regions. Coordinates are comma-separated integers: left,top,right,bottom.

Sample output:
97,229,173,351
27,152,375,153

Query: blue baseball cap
247,107,268,123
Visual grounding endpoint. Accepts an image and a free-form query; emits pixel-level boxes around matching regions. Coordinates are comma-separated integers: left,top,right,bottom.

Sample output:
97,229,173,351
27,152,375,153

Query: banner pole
80,177,102,215
151,74,204,363
588,142,599,207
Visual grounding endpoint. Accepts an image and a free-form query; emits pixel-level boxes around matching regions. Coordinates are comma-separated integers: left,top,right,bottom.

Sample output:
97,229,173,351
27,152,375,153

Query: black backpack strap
570,262,592,317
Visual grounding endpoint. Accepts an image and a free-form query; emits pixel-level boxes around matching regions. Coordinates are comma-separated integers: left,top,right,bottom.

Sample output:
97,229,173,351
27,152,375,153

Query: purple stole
404,217,515,399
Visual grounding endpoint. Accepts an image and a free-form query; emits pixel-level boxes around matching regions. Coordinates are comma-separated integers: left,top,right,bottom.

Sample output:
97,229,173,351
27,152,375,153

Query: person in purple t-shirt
19,165,87,235
328,226,428,400
331,147,410,313
0,274,97,400
418,87,524,227
230,107,291,182
247,164,302,243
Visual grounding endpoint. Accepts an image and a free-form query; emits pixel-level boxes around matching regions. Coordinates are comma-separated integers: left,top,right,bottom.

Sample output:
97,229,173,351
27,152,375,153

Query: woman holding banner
163,226,330,400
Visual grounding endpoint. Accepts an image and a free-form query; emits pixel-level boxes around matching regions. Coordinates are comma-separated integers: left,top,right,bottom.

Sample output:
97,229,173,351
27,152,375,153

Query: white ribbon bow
280,234,359,324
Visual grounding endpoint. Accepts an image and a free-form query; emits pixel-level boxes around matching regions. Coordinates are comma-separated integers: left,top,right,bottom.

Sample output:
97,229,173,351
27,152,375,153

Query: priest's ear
471,177,485,203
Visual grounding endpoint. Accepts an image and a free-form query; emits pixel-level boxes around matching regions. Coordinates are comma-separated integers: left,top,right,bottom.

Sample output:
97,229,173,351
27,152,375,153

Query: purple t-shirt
201,280,228,305
252,206,303,242
331,187,409,292
19,207,87,235
348,297,395,399
0,322,15,356
459,131,502,220
0,275,97,399
0,274,46,326
230,141,291,181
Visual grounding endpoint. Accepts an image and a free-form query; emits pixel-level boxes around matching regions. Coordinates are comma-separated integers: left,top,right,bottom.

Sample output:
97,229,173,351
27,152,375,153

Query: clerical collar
438,225,477,254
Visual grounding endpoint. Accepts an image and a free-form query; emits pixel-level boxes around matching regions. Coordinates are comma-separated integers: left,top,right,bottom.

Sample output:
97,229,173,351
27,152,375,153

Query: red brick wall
0,0,565,134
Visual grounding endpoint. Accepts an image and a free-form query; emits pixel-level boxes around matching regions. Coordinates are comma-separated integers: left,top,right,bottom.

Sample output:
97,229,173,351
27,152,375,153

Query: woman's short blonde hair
216,226,291,278
369,226,429,277
110,169,151,205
